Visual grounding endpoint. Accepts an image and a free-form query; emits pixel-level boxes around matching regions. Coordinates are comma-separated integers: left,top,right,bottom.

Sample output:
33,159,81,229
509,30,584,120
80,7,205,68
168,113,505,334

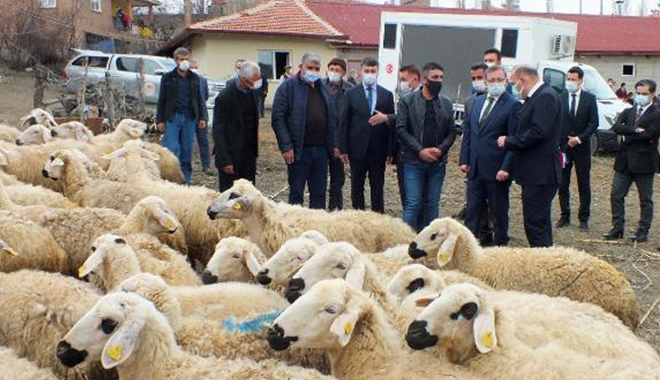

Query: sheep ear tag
436,234,458,267
330,310,359,348
102,319,144,369
473,308,497,354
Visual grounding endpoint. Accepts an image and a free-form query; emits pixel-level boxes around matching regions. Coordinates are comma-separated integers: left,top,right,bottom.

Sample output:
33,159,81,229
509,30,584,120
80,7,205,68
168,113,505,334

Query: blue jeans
163,113,197,183
196,127,211,170
287,146,328,209
403,162,446,232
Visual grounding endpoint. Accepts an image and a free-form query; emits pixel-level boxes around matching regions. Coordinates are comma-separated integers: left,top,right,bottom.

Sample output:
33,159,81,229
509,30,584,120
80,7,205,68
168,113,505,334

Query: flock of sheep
0,109,658,380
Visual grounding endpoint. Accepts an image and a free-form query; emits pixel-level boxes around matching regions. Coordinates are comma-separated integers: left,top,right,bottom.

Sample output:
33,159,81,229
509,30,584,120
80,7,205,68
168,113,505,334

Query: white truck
378,12,629,154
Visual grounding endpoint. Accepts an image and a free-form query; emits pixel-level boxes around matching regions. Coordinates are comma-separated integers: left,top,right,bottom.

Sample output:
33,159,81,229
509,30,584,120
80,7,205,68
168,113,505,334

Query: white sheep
409,218,641,329
207,179,416,255
57,292,334,380
0,169,77,208
15,124,53,145
407,283,660,379
0,270,114,380
202,237,265,284
118,273,330,373
50,121,94,142
267,279,481,380
102,139,161,182
19,108,58,129
0,346,59,380
0,210,67,273
0,122,21,143
79,233,200,292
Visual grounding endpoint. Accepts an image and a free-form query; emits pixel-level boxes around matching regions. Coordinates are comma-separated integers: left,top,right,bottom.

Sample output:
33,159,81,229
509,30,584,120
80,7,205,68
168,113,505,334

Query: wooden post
104,71,116,128
33,68,46,109
137,57,146,119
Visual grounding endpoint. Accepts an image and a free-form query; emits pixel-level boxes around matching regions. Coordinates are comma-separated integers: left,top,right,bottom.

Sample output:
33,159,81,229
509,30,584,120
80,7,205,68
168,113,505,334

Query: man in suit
604,79,660,243
498,65,562,248
397,62,457,231
339,57,395,213
460,65,521,246
213,61,261,191
556,66,599,230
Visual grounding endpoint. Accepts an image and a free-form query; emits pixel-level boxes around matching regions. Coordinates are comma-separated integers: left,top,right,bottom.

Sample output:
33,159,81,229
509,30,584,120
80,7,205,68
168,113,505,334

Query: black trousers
218,156,257,192
350,156,386,213
558,145,592,222
611,170,655,236
328,157,345,211
466,179,510,246
521,184,558,248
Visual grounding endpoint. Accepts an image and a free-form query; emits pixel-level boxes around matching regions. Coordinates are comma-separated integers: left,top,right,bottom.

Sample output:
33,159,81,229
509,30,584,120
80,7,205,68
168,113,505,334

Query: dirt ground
1,65,659,353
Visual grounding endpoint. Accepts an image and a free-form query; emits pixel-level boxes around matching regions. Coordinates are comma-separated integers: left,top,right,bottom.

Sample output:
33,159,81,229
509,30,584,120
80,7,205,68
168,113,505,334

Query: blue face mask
487,83,506,98
303,70,321,83
635,94,651,107
566,81,580,94
511,83,522,101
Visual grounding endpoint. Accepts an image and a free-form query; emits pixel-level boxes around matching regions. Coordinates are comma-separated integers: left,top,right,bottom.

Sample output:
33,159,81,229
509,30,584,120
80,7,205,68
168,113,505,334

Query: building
158,0,660,105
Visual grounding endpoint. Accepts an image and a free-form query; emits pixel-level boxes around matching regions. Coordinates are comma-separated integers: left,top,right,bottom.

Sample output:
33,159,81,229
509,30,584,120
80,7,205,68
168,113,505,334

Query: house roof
158,0,660,56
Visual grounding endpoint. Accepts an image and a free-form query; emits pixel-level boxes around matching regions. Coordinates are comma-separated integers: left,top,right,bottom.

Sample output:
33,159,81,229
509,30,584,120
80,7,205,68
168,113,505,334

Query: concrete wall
577,54,660,88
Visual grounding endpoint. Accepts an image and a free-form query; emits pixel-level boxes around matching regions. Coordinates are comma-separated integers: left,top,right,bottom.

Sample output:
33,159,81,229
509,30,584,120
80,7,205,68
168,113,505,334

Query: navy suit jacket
505,83,562,186
460,92,521,181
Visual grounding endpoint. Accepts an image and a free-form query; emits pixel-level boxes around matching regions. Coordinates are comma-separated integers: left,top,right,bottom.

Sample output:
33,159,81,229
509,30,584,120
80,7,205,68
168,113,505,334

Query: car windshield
583,68,617,100
155,57,176,72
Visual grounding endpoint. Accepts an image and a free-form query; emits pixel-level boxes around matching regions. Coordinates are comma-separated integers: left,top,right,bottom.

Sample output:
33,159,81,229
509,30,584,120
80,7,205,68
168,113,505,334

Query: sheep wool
0,347,60,380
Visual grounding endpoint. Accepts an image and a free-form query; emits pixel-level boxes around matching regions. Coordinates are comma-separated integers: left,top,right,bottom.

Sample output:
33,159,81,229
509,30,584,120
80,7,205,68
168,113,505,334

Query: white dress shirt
568,89,583,144
526,80,545,99
479,94,501,122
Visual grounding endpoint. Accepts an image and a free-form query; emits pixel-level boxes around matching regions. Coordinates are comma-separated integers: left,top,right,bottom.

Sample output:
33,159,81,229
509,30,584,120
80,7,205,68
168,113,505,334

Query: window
543,68,566,94
72,56,109,69
116,57,139,73
91,0,101,12
383,24,397,49
622,64,635,77
39,0,56,8
258,51,291,80
501,29,518,58
144,59,162,75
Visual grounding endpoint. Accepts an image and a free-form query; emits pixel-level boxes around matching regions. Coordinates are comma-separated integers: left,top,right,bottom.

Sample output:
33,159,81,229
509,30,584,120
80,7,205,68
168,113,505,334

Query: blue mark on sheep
222,310,282,334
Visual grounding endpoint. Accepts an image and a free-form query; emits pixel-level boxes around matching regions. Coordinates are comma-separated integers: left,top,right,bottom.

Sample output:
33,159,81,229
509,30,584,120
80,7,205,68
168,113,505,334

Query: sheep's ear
243,250,262,277
42,128,53,142
344,258,366,290
414,295,437,308
128,127,142,138
102,148,126,160
79,249,105,278
436,234,458,267
75,127,90,142
50,157,65,168
473,302,497,354
141,149,160,162
101,318,145,369
329,302,360,348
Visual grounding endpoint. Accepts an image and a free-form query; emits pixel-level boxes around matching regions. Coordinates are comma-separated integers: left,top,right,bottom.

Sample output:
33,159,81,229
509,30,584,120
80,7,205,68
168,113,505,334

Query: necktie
570,93,577,117
479,97,495,127
367,86,374,114
636,107,644,125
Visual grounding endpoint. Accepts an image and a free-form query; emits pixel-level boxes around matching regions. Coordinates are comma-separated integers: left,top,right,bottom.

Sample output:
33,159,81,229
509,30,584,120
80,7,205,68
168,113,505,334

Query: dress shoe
579,221,589,230
628,234,648,243
555,218,570,228
603,229,624,240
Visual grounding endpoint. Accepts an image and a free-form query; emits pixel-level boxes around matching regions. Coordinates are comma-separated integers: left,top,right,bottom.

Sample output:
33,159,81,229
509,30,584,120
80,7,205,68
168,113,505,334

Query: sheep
50,121,94,143
387,264,493,305
0,210,67,273
0,270,115,380
207,179,415,255
57,292,334,380
79,233,200,292
20,108,58,128
0,122,21,143
0,169,76,208
406,283,660,379
201,237,266,284
408,218,641,329
102,139,161,182
0,346,60,380
15,124,53,145
267,279,481,380
44,149,244,265
118,273,330,373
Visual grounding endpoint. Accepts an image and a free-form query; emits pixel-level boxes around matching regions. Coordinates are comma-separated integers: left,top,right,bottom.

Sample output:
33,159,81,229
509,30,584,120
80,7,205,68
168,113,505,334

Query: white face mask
484,62,496,68
399,81,412,96
362,73,378,86
328,72,342,83
178,60,190,72
251,78,263,90
472,80,487,94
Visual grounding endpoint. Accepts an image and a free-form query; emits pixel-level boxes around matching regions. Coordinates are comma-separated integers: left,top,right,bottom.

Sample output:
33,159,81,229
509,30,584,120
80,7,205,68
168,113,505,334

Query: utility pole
184,0,193,27
579,0,583,14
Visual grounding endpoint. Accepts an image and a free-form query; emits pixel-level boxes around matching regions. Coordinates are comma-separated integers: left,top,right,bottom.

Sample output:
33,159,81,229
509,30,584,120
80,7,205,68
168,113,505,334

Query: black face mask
426,80,443,98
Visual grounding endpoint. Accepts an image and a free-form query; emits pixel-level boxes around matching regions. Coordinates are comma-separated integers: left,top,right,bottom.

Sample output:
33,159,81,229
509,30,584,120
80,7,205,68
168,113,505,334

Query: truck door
542,67,566,94
113,56,140,97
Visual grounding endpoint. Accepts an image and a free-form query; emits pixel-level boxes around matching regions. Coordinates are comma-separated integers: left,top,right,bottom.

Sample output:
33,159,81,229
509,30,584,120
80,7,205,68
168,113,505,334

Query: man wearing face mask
497,65,561,248
212,62,262,192
556,67,599,230
323,58,354,211
460,65,521,246
604,79,660,243
396,65,422,208
396,62,457,231
272,53,336,209
338,57,395,213
156,47,208,184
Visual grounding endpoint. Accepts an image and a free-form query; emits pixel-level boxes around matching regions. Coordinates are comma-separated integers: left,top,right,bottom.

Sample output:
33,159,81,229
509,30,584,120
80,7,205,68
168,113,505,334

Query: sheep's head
268,279,368,351
51,121,93,142
285,242,365,304
57,292,159,369
207,179,263,220
256,233,325,287
409,218,461,268
202,237,262,284
387,264,445,303
42,149,91,180
0,237,18,258
129,196,180,235
114,119,147,141
20,108,57,128
102,140,160,162
79,234,131,279
15,124,52,145
406,283,497,364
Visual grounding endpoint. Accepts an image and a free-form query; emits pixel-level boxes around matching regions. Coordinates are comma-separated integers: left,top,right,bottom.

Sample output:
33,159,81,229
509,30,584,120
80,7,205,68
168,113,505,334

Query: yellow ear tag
3,247,18,256
481,331,494,349
107,344,123,361
233,202,242,210
343,322,353,336
78,265,86,278
163,219,176,230
437,251,449,265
